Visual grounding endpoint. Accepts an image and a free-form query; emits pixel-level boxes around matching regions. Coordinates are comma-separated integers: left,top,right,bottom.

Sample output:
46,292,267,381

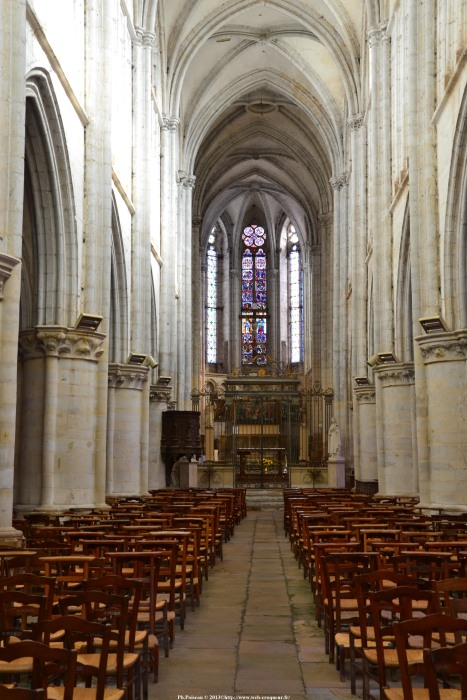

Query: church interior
0,0,466,544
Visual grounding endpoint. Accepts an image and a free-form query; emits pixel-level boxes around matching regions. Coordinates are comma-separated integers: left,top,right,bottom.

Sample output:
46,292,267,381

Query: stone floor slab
148,509,359,700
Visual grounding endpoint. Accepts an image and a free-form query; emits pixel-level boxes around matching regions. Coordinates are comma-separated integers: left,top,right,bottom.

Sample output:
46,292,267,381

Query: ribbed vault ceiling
151,0,371,246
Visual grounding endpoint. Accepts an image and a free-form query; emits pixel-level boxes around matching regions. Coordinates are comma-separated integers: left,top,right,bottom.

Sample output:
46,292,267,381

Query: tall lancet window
288,225,303,364
241,224,268,365
206,228,218,364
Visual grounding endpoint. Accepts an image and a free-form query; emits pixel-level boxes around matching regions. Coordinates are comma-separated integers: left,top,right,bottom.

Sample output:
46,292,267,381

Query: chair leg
349,641,357,695
338,645,346,682
152,644,159,683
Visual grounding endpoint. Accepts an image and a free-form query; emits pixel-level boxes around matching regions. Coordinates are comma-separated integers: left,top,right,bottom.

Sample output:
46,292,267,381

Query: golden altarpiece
192,365,334,488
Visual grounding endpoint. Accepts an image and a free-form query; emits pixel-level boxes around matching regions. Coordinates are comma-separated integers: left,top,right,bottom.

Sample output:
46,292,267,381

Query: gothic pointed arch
22,70,78,329
395,200,413,362
109,196,129,363
444,88,467,328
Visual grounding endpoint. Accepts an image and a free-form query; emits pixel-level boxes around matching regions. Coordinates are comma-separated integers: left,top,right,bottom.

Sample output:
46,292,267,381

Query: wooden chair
0,639,77,700
363,587,439,700
423,641,467,700
107,550,167,670
393,552,452,589
171,517,205,602
386,614,467,700
33,615,122,700
143,531,189,633
320,551,380,663
311,541,361,626
39,556,98,595
0,591,49,672
348,570,418,694
135,539,179,653
58,591,139,700
0,688,45,700
435,577,467,614
84,574,155,692
0,573,56,619
0,552,41,578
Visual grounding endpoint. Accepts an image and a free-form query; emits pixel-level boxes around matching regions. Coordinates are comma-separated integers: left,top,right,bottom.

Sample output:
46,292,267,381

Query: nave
150,509,349,700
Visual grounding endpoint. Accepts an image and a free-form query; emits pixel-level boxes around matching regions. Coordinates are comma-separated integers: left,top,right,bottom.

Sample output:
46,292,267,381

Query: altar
236,447,288,487
221,362,301,488
192,363,335,489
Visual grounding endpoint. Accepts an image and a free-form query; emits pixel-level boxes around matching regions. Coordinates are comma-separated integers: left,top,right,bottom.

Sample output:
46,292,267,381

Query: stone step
246,488,285,511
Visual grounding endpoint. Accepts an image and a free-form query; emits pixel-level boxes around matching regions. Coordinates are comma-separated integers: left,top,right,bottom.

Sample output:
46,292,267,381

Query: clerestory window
288,225,303,364
206,228,218,364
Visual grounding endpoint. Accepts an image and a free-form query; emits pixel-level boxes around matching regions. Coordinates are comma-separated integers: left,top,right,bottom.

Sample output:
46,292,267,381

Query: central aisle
149,510,353,700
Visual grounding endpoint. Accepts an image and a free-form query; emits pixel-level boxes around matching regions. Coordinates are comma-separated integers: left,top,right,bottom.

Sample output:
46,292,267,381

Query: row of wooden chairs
284,488,467,699
0,583,135,700
4,488,247,695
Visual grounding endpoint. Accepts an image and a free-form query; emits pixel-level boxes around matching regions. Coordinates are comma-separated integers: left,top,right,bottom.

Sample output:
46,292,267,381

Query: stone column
417,330,467,509
407,0,440,505
17,327,105,510
230,268,242,368
353,387,377,486
269,268,279,361
159,116,180,397
148,378,172,490
204,400,215,461
82,0,113,314
367,26,383,352
83,0,114,509
348,113,368,379
107,364,149,497
131,28,155,351
303,248,314,374
379,25,394,350
176,171,186,404
179,173,196,408
0,1,26,541
191,217,202,387
329,173,349,447
37,330,64,508
317,214,332,379
374,363,417,496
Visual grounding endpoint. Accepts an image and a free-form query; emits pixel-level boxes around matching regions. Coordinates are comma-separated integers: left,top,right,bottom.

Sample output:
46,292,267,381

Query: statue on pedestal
328,418,341,456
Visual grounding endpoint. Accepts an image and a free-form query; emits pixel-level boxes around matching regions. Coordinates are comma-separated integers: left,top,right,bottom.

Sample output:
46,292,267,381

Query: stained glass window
288,226,303,364
206,230,217,363
241,225,268,365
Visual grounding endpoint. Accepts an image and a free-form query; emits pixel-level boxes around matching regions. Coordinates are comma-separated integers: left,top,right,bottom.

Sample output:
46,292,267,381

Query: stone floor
148,509,355,700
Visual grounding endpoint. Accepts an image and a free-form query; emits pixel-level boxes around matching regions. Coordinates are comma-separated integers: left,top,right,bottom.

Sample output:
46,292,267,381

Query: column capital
330,172,349,190
19,327,105,361
162,115,180,132
318,212,333,235
416,329,467,364
150,377,172,403
192,216,202,228
0,253,20,299
134,28,156,48
354,386,376,403
108,363,149,390
380,22,390,45
374,362,415,387
348,113,365,131
183,175,196,190
368,25,382,47
177,170,196,189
